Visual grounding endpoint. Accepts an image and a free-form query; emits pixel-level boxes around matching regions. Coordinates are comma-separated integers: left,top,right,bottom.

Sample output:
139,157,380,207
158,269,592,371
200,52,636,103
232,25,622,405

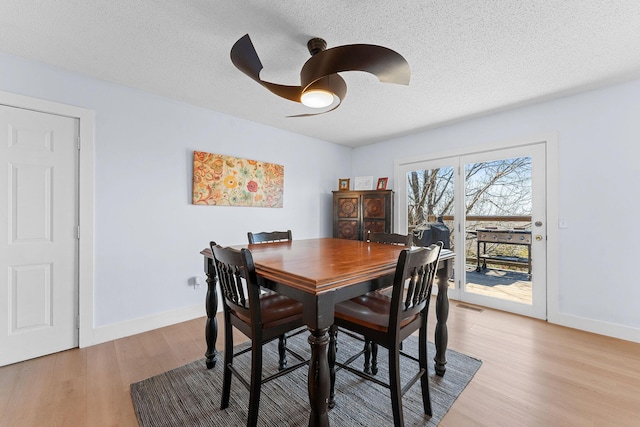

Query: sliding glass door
397,143,547,319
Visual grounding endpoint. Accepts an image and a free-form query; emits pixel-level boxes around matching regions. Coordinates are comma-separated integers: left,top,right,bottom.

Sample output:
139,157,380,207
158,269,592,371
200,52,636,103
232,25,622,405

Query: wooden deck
464,265,532,304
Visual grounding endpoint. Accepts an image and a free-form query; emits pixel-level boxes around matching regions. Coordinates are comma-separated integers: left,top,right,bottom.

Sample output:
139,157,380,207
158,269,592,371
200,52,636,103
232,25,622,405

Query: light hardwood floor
2,303,639,426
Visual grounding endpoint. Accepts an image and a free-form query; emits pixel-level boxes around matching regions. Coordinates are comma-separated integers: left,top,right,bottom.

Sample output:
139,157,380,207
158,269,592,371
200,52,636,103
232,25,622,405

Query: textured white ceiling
1,1,640,147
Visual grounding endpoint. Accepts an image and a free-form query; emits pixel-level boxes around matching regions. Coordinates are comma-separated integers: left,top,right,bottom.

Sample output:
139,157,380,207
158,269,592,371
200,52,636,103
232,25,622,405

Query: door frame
394,132,559,320
1,90,95,348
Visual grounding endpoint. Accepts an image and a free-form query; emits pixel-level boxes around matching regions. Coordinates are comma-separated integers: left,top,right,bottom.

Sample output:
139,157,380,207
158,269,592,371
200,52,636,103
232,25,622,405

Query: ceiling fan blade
230,34,303,102
230,34,263,80
300,44,410,90
287,102,341,117
261,81,304,102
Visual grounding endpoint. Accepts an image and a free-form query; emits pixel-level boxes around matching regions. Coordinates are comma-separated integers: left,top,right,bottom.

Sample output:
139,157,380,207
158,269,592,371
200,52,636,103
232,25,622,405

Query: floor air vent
456,303,484,312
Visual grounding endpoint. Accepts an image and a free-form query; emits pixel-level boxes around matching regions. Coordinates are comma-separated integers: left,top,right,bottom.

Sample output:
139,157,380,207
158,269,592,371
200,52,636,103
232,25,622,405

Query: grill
412,219,451,249
476,228,532,278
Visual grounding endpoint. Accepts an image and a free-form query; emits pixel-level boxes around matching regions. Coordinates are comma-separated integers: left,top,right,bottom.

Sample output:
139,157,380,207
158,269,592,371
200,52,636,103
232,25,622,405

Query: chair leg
363,341,379,375
247,338,263,427
363,339,372,374
368,341,397,376
371,342,378,375
388,343,405,427
278,334,287,370
419,325,432,416
220,319,234,410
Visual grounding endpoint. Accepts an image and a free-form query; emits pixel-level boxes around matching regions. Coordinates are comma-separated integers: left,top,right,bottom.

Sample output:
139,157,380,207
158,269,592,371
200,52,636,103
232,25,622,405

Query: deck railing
436,215,531,223
410,215,532,271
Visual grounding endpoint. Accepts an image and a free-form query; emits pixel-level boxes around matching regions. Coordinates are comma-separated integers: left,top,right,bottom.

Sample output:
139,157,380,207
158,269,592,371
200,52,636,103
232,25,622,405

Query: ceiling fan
230,34,410,116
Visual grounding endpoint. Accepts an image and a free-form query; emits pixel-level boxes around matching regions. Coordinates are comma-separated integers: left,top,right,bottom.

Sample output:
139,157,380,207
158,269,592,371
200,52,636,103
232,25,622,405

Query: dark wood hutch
332,190,394,240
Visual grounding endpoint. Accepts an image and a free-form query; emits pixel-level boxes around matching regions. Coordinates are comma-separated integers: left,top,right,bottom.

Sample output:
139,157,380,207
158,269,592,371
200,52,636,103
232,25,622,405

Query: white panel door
0,105,78,366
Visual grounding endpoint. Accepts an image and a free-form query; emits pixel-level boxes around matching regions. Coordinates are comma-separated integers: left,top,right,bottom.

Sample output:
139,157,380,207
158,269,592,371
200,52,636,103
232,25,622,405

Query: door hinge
75,226,80,239
76,314,80,329
77,136,81,150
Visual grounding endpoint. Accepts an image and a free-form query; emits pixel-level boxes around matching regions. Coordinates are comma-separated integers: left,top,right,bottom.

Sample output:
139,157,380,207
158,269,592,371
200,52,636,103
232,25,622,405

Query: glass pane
406,166,455,288
464,156,533,304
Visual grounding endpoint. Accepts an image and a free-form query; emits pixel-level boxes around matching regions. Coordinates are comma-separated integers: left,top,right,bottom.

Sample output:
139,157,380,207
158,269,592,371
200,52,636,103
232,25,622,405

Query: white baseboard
548,312,640,344
84,302,640,348
88,304,206,347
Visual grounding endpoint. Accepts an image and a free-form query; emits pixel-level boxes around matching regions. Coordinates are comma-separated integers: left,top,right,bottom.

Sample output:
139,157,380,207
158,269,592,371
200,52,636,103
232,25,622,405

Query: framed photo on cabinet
377,177,388,190
338,178,350,191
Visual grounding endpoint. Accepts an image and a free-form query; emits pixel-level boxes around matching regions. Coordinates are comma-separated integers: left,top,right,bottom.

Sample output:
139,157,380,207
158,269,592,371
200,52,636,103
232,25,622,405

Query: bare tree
408,168,453,226
407,157,531,227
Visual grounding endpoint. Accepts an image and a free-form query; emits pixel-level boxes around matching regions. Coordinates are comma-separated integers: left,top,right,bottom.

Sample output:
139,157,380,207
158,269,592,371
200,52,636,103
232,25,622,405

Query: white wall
352,79,640,342
0,52,351,340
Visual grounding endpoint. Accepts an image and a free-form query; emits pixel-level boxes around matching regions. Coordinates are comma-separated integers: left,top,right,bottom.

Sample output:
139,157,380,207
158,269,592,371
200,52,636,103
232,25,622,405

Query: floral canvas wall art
192,151,284,208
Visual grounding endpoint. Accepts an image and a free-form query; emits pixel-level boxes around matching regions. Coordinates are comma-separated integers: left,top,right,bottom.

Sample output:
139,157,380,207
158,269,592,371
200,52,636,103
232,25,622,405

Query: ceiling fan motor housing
307,38,327,56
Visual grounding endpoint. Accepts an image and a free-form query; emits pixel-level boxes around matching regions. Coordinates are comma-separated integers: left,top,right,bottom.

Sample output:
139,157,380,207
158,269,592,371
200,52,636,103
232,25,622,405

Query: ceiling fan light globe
301,89,334,108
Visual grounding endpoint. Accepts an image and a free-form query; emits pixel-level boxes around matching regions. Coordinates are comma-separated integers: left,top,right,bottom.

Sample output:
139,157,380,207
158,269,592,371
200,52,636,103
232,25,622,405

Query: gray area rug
131,333,481,426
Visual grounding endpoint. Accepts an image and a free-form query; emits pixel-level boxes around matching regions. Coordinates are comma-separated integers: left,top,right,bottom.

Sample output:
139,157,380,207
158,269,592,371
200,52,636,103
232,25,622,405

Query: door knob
535,235,543,241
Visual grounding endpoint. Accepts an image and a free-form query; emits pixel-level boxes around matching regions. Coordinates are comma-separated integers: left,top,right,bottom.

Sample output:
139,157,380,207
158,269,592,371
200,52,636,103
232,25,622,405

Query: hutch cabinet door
362,191,392,236
333,192,360,240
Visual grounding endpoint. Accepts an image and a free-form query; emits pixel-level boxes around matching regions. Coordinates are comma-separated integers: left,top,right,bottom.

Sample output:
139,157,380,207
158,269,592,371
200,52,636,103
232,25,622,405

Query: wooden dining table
200,237,454,427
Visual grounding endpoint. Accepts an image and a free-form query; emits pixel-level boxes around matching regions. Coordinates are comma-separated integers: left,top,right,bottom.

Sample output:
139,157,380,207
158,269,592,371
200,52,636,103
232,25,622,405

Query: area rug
131,333,481,427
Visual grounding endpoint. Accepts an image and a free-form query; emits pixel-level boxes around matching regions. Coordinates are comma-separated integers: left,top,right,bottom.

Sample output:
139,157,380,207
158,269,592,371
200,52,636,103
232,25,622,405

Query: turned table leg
308,327,330,427
204,256,218,369
434,265,449,376
328,325,337,410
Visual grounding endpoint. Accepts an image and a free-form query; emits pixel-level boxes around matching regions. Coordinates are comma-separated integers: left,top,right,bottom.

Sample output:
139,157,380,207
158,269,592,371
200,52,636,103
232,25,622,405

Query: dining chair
362,230,413,374
246,230,301,370
329,242,443,427
210,242,308,427
247,230,292,244
366,230,413,246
